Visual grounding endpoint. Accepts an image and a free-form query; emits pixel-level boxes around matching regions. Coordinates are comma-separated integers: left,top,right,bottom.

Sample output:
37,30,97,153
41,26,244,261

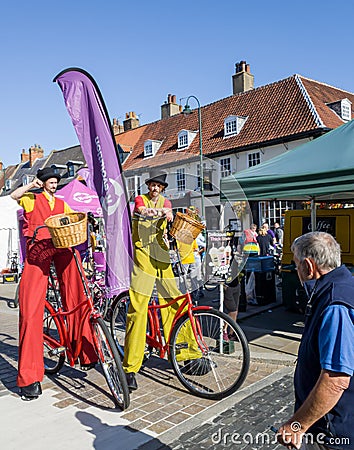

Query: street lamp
182,95,205,220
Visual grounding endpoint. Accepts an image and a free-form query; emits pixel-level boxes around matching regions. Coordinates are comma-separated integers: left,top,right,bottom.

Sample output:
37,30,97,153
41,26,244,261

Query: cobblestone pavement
152,371,294,449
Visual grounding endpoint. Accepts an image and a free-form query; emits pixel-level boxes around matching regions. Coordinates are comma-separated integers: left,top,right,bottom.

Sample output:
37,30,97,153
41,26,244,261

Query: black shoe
125,372,138,392
181,358,213,376
20,381,42,401
81,362,97,371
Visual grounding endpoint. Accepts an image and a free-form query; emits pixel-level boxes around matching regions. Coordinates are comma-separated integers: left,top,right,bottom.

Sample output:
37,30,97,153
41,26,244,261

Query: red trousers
17,239,97,387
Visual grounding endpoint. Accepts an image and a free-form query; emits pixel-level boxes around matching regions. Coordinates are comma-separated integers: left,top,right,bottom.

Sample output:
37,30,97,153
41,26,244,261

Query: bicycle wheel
110,292,154,361
43,304,65,374
91,316,130,410
169,308,250,400
110,291,129,357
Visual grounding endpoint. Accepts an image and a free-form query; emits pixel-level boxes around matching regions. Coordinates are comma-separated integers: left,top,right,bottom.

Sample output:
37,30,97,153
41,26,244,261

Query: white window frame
127,175,141,201
248,151,261,168
177,129,197,150
144,140,162,158
341,99,351,121
220,157,231,178
176,168,186,192
224,115,247,138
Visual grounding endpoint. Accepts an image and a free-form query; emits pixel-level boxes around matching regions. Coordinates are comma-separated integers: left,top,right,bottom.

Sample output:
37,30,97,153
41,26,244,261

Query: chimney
112,118,124,135
29,144,44,167
232,60,254,94
161,93,181,119
21,149,30,163
123,112,140,131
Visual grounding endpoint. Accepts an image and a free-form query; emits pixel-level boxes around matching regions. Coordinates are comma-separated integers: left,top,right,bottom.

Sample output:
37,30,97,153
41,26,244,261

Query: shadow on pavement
0,332,19,394
76,410,171,450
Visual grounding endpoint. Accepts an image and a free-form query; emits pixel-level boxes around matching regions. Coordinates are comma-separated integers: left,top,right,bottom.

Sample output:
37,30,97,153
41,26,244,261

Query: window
176,168,186,192
220,158,231,178
197,164,213,191
178,132,188,149
177,130,197,150
225,118,237,135
341,99,351,121
67,162,75,177
22,175,29,185
127,176,141,201
224,115,247,137
144,142,153,157
144,140,162,157
248,151,261,167
327,98,352,122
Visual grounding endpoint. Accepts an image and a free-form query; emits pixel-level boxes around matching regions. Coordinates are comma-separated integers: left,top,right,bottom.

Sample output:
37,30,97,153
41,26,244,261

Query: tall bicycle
110,214,250,400
34,214,130,410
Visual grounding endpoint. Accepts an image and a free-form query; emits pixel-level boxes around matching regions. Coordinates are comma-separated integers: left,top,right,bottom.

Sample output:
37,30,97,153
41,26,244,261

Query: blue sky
0,0,353,167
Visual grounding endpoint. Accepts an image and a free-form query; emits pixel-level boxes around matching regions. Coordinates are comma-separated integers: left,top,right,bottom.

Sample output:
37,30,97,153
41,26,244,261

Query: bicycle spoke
170,309,250,400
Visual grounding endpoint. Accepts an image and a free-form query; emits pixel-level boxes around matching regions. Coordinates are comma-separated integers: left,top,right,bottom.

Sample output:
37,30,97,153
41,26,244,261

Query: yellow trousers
123,243,200,373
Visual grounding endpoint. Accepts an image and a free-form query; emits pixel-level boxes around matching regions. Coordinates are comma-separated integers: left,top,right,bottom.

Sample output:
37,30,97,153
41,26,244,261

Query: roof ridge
297,74,354,95
295,75,324,127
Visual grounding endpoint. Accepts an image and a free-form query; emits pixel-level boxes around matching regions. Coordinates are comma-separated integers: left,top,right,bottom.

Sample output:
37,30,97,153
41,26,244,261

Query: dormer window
341,99,351,121
327,98,352,122
224,115,247,137
177,130,197,150
144,140,162,157
67,162,75,177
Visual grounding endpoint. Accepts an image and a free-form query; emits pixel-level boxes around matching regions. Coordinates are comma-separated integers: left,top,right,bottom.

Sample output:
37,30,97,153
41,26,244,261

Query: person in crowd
237,223,259,255
195,228,206,298
223,257,240,340
123,170,211,392
256,225,274,256
11,168,97,401
262,222,276,247
277,232,354,450
274,222,284,246
177,238,199,302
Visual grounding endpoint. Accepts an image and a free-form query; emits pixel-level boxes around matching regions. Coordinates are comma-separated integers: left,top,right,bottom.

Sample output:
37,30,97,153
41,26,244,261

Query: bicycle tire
110,292,154,362
110,292,129,357
91,316,130,410
169,308,250,400
43,304,65,374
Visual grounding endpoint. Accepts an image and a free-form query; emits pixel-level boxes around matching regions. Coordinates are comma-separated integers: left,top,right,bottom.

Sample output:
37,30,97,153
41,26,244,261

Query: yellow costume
123,194,200,373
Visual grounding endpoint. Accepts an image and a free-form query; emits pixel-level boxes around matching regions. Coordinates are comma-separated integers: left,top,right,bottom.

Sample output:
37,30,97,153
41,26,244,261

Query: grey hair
291,232,341,270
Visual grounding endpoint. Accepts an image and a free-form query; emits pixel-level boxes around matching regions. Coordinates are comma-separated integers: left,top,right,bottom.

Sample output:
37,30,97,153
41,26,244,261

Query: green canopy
220,119,354,202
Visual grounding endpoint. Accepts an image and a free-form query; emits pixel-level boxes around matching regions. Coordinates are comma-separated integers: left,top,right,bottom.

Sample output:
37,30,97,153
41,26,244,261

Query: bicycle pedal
49,346,66,356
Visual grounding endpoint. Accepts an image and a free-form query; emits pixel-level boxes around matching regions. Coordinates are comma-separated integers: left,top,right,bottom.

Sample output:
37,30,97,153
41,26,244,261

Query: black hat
145,170,168,188
37,167,61,183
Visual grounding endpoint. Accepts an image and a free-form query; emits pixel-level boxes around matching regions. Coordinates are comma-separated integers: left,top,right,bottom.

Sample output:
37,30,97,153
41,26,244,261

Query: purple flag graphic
54,68,133,296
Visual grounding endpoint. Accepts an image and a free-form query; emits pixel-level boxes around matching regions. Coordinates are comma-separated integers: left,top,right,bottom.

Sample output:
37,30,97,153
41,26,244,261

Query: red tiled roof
122,74,354,172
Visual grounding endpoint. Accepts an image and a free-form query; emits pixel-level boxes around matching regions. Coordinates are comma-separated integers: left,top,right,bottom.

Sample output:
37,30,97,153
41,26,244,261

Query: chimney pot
232,61,254,94
160,93,180,119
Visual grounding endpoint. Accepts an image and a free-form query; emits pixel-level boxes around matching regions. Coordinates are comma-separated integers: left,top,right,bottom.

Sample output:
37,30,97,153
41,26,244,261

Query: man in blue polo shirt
277,232,354,450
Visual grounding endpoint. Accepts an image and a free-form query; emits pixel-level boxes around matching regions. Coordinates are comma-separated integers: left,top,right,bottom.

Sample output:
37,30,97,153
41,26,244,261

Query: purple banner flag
54,68,133,296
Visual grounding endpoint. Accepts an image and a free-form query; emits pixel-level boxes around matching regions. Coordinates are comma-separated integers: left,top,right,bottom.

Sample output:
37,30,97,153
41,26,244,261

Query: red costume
17,192,97,388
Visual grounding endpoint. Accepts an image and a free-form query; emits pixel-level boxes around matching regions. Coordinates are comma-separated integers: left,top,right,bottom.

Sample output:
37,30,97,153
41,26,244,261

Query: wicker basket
45,212,87,248
169,212,205,244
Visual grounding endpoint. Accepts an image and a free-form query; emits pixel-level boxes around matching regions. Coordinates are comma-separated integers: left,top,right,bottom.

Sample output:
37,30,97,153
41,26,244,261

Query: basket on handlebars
45,212,87,248
169,212,205,244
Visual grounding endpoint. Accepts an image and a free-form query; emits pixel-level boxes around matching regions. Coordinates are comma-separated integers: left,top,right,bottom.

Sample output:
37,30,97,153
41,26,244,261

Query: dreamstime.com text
211,428,350,447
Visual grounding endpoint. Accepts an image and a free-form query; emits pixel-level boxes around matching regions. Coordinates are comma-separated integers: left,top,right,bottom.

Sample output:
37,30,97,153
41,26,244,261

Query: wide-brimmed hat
145,170,168,188
37,167,61,183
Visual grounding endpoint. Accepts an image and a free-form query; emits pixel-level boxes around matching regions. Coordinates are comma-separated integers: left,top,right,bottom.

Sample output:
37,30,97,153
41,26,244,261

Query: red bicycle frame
145,291,212,359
